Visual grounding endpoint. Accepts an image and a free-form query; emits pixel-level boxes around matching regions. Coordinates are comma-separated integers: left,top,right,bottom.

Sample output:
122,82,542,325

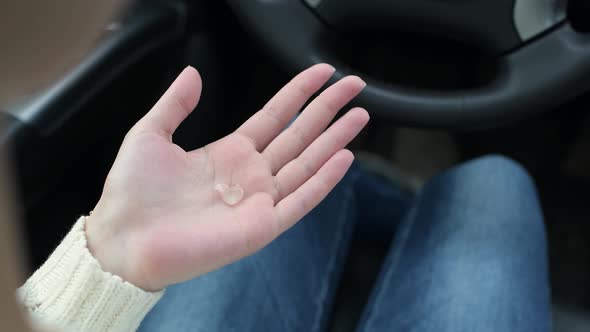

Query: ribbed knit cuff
17,217,164,332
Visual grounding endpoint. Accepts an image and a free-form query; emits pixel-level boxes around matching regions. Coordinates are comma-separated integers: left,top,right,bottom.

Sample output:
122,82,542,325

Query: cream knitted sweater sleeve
16,217,164,332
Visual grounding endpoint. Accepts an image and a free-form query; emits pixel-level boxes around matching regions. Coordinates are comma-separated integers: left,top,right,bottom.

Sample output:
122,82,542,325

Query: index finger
235,64,335,151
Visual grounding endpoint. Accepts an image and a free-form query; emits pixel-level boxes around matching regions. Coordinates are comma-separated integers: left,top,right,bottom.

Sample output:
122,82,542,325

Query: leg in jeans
139,164,411,332
358,155,551,332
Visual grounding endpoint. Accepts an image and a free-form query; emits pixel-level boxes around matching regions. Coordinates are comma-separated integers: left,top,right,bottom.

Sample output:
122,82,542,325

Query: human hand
86,64,369,291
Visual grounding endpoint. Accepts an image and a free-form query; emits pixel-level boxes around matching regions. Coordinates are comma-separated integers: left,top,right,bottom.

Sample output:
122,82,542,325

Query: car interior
2,0,590,331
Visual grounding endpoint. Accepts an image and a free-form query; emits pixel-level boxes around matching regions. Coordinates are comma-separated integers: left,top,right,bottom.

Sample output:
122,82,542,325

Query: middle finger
262,75,366,175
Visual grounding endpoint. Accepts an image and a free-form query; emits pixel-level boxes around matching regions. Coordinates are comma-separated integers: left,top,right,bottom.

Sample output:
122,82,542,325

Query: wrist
86,203,148,289
85,211,126,280
18,217,164,331
86,198,165,292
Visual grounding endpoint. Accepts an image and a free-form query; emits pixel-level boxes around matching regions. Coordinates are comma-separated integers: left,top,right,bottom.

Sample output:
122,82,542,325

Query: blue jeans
139,155,551,332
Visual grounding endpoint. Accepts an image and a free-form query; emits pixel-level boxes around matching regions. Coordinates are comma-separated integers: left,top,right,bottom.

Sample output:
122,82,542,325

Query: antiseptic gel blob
214,183,244,206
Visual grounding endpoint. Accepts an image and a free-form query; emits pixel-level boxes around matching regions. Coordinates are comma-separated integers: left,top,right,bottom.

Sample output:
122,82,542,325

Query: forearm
17,217,163,332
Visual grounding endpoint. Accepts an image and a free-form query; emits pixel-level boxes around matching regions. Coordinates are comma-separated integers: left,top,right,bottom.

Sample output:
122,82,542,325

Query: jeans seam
361,205,420,331
311,174,359,332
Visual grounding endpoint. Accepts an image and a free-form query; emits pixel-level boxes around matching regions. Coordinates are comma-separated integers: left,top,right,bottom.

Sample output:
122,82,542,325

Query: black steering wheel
226,0,590,129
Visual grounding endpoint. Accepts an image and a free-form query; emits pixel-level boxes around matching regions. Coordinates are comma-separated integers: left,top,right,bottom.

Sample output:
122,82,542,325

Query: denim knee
418,154,546,257
358,156,550,332
441,155,535,200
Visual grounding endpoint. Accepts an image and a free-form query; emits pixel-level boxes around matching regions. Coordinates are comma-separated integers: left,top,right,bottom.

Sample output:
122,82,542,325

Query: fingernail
357,78,367,88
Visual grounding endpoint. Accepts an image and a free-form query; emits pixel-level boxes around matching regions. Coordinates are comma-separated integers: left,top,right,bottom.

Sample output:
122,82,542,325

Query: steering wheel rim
227,0,590,129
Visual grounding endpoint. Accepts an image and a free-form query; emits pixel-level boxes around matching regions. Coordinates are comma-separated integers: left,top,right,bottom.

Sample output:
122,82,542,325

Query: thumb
135,66,202,138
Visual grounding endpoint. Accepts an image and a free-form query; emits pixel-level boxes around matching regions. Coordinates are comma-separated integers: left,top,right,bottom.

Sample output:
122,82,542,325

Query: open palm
87,65,369,291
